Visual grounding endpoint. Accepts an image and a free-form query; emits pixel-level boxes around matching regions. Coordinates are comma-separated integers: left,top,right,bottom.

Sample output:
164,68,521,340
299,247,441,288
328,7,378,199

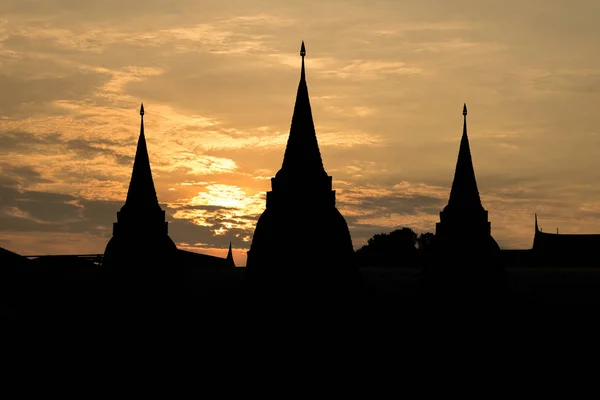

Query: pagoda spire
226,241,235,267
447,103,483,209
300,40,306,82
535,213,539,232
276,41,326,180
123,103,160,212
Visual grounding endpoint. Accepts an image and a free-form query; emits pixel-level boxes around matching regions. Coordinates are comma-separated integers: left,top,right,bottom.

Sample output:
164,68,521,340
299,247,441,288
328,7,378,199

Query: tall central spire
276,41,326,181
123,103,160,212
446,103,483,210
246,41,354,280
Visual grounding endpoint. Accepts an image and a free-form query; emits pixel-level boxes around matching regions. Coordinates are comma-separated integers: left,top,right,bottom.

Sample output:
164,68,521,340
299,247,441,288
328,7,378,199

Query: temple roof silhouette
275,41,327,183
533,214,600,255
178,248,235,269
445,103,484,212
0,247,31,267
120,103,161,214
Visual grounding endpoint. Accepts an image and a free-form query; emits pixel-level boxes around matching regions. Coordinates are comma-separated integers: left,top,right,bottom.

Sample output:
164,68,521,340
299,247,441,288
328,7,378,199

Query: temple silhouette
423,104,505,303
103,105,235,275
245,42,355,294
434,104,499,256
103,103,179,279
3,41,600,319
530,214,600,266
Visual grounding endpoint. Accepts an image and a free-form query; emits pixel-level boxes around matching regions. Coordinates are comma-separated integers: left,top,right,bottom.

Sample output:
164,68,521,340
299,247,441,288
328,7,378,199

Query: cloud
0,71,111,116
331,182,448,248
532,70,600,94
372,21,474,35
0,184,250,254
0,163,52,187
0,131,62,150
65,138,133,165
169,183,265,241
326,60,422,80
0,130,134,169
0,185,114,234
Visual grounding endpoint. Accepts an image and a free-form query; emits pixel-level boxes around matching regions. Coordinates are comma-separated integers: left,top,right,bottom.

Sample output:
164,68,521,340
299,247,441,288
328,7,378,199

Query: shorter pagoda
103,104,178,278
424,104,504,304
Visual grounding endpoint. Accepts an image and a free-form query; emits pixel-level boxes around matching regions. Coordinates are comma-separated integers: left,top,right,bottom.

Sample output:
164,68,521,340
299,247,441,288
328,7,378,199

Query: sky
1,0,600,266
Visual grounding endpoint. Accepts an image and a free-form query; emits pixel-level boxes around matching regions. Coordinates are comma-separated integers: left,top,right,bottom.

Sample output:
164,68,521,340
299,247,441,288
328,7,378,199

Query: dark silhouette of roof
532,214,600,260
445,104,484,213
276,41,327,183
178,247,235,269
26,254,102,267
0,247,31,267
120,103,161,214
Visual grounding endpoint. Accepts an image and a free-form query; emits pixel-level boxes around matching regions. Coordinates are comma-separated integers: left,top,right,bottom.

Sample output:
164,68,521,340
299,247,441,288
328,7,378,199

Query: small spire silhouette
226,241,235,267
535,213,539,232
123,103,160,212
447,103,482,209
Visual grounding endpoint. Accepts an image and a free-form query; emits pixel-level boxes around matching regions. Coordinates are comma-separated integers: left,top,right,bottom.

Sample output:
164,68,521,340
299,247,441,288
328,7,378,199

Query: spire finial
140,103,144,116
461,103,468,139
300,41,306,82
535,213,539,232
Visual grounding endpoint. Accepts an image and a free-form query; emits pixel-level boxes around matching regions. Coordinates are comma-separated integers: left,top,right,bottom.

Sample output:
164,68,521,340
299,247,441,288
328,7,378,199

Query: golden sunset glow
2,1,600,266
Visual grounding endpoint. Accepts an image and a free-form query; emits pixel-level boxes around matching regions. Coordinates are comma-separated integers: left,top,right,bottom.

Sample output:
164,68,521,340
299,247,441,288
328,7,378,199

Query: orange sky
2,1,600,266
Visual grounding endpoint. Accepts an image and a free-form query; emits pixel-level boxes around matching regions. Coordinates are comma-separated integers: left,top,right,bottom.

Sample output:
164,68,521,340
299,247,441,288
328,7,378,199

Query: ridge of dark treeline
355,227,435,267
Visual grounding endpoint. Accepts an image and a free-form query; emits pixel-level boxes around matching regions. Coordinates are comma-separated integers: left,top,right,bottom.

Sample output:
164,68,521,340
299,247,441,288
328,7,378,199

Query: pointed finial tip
300,41,306,57
463,103,467,116
140,103,144,116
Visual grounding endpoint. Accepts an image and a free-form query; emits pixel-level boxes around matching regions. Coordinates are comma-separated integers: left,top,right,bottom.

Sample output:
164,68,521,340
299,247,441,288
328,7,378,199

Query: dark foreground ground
3,265,600,318
4,265,600,367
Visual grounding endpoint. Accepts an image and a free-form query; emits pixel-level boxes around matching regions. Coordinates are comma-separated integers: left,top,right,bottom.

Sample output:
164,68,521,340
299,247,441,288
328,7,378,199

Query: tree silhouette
356,227,424,267
417,232,435,253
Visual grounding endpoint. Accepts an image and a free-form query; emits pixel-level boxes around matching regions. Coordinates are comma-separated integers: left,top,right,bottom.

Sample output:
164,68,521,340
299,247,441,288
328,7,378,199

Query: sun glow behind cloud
170,183,265,241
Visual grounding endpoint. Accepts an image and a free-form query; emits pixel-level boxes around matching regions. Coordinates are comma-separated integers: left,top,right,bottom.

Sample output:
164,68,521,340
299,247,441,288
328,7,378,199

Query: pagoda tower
425,104,504,304
245,42,355,290
435,104,499,254
103,104,178,277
